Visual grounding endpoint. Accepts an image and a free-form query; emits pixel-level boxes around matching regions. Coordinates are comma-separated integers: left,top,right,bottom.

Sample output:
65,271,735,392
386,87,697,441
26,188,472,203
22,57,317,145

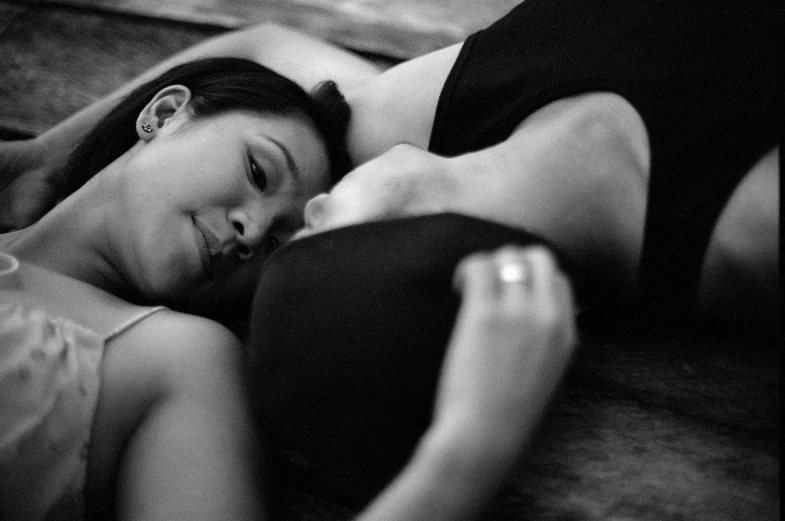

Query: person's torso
0,254,165,521
344,0,780,320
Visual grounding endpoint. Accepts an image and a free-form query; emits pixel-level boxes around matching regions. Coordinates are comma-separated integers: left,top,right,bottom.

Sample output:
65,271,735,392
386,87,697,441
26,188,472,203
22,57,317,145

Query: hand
433,245,577,460
0,139,60,231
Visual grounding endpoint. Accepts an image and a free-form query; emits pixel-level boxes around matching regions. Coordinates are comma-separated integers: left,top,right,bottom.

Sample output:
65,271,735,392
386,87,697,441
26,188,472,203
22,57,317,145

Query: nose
303,193,329,231
228,206,268,260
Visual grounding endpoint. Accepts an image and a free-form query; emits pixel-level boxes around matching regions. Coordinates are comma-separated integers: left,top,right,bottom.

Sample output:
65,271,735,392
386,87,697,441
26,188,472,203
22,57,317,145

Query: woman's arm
86,245,574,521
0,23,383,230
358,246,577,521
0,139,58,231
47,22,381,145
86,312,265,521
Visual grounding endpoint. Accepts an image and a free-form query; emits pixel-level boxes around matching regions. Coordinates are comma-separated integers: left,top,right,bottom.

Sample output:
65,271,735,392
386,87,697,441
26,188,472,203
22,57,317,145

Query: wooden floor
0,1,780,520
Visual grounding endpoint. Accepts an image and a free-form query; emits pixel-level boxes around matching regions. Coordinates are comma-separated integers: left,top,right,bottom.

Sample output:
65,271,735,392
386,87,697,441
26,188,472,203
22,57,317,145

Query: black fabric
430,0,782,323
246,0,781,509
247,214,549,508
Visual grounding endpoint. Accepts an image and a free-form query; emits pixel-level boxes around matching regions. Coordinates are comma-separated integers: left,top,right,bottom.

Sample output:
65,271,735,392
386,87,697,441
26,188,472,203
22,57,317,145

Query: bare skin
1,89,332,519
0,48,579,520
1,261,265,521
0,23,777,329
355,246,577,521
2,15,772,520
2,240,577,521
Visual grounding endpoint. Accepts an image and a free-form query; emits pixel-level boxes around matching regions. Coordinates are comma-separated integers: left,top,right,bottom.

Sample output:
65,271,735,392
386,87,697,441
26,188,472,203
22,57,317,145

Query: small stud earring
141,122,154,133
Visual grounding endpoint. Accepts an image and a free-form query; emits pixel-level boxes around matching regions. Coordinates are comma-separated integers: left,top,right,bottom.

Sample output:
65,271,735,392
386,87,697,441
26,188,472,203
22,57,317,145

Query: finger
453,251,495,299
552,272,579,352
531,252,579,356
493,245,557,311
494,246,535,298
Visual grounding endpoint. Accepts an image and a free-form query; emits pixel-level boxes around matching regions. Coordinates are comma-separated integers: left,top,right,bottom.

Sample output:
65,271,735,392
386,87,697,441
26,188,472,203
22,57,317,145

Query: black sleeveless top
248,0,781,509
430,0,781,321
247,215,549,508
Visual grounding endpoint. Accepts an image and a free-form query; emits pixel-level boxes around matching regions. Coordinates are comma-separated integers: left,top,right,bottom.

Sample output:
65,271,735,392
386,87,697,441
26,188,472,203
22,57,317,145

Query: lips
193,217,223,276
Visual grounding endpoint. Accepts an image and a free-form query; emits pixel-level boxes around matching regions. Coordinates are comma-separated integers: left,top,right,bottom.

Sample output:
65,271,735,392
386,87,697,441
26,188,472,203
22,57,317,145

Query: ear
136,85,192,141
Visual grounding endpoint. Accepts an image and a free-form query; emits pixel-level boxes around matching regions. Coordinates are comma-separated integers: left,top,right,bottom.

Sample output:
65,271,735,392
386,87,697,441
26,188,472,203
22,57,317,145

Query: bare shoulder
515,92,650,180
94,310,243,447
111,309,240,350
87,310,248,514
101,310,242,394
474,92,652,293
499,91,652,229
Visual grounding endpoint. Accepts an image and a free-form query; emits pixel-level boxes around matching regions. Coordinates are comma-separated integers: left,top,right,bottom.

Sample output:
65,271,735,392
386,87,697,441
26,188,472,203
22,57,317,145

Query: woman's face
113,109,330,309
293,144,451,241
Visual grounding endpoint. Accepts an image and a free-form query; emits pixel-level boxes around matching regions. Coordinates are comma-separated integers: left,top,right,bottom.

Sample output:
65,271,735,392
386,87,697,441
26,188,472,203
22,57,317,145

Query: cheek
141,140,238,200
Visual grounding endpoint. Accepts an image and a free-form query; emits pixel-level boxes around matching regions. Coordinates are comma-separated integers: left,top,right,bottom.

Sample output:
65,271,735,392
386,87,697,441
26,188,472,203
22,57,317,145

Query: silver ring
498,260,531,285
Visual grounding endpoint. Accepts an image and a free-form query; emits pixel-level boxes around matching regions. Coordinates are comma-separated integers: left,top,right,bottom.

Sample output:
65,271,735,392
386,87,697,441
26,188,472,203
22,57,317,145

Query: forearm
33,24,288,169
33,23,380,180
0,138,61,231
357,247,577,521
0,139,41,192
357,420,519,521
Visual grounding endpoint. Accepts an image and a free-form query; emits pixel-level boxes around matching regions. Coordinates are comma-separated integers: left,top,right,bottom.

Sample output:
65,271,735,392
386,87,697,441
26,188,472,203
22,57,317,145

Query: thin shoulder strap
105,306,168,343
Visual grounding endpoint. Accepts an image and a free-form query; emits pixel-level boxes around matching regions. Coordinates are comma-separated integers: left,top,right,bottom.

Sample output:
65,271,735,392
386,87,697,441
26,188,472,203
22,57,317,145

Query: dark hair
60,57,351,196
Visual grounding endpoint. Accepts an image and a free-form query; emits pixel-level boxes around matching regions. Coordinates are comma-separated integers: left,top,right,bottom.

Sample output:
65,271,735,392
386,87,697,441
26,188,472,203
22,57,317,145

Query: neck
0,168,135,299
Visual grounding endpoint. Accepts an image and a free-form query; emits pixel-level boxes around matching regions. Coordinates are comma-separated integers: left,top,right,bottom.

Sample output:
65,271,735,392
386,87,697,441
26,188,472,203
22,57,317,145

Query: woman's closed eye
248,156,268,192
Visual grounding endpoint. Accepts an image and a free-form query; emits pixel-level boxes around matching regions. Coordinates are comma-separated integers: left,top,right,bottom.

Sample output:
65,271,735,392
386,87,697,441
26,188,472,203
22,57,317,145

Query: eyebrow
266,135,301,185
